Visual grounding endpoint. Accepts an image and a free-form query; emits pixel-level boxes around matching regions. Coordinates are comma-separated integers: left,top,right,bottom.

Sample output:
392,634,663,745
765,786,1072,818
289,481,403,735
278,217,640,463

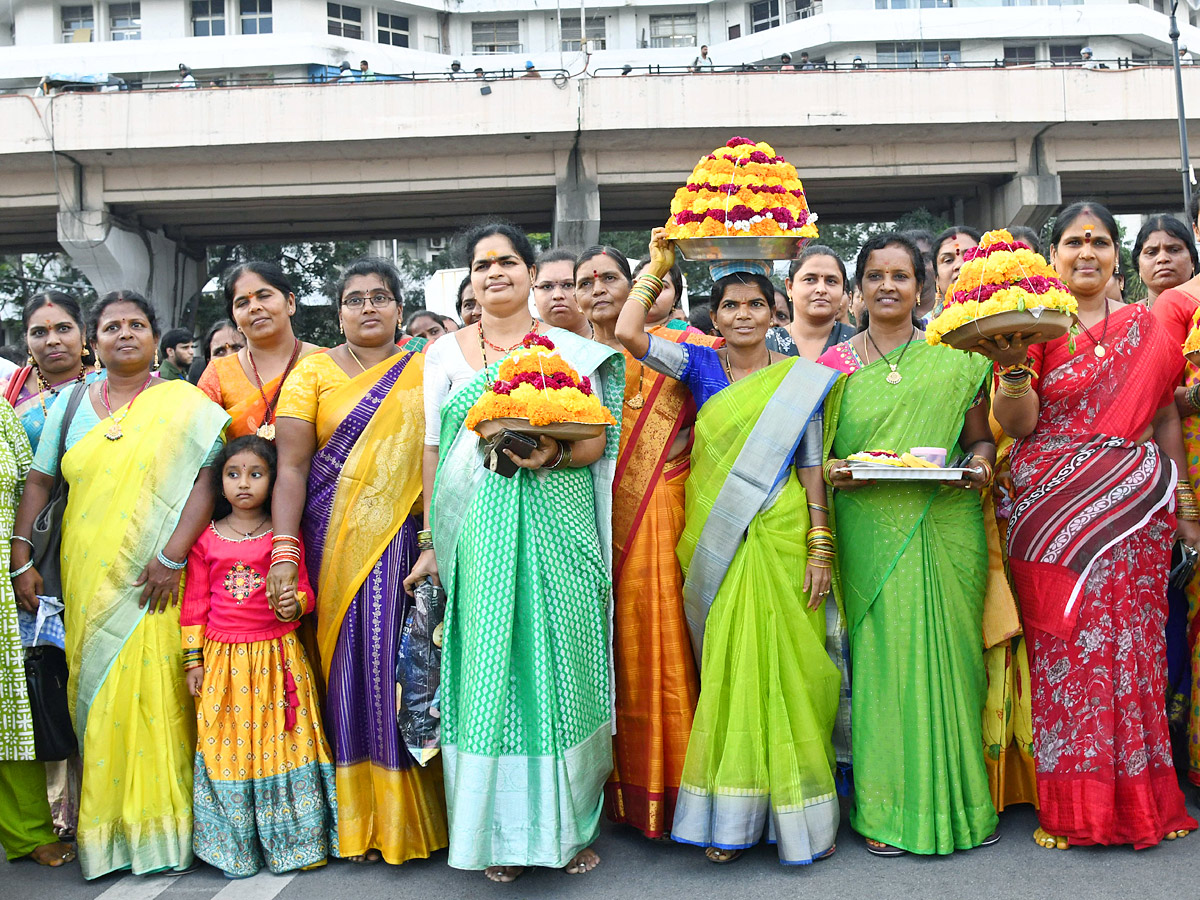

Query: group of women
1,197,1199,883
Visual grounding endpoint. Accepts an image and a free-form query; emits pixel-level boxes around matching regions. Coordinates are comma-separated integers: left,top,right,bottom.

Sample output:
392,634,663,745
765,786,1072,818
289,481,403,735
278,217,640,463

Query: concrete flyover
1,65,1196,320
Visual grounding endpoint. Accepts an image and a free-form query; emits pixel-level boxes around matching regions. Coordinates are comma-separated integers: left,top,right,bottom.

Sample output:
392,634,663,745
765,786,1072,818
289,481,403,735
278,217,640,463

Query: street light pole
1169,0,1194,216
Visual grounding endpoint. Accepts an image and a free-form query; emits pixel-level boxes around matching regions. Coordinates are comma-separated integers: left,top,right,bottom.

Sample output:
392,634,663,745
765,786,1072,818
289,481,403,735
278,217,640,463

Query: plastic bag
395,578,446,765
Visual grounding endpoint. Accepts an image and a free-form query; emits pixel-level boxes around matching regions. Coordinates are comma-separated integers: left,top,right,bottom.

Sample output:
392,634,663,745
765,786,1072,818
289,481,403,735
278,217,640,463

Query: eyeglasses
210,342,243,358
342,292,397,309
533,280,576,293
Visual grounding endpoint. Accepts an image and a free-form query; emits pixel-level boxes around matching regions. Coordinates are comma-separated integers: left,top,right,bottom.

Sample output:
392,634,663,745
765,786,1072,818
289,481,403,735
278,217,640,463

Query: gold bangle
822,459,839,486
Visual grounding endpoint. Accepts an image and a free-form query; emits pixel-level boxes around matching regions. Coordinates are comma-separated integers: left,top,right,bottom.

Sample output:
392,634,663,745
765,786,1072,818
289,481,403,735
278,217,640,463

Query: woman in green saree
819,232,999,857
405,223,624,884
616,236,842,866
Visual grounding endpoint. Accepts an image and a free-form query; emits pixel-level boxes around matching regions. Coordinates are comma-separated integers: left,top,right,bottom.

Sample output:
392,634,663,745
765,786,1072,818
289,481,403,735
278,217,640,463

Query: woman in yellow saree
198,261,323,439
12,291,229,879
271,258,447,866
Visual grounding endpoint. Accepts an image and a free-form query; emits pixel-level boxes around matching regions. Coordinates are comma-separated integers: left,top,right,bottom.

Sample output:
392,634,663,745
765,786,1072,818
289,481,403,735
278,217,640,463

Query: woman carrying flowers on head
404,223,623,884
615,237,841,866
987,201,1197,850
11,291,229,879
572,235,721,841
820,233,999,857
198,261,323,440
268,257,446,866
182,435,336,878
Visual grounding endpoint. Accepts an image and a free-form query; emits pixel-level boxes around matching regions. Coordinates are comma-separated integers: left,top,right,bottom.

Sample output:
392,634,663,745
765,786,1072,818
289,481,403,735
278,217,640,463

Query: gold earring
93,357,102,373
25,354,33,368
339,320,344,335
154,348,160,368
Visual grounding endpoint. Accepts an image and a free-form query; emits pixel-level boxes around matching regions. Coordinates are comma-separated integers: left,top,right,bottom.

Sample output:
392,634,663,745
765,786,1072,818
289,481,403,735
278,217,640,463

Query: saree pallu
606,327,719,838
62,381,228,879
192,632,337,875
199,348,323,439
299,352,447,864
671,358,842,865
1184,360,1200,785
981,402,1037,811
1008,304,1195,847
432,329,623,870
825,341,997,854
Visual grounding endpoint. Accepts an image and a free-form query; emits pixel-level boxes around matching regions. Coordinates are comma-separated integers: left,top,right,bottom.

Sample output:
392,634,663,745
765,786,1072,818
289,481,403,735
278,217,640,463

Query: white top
423,335,481,446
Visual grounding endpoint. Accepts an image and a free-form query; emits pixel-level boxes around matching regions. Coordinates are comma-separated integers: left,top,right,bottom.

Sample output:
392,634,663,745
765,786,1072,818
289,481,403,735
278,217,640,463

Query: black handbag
30,382,87,599
24,645,77,761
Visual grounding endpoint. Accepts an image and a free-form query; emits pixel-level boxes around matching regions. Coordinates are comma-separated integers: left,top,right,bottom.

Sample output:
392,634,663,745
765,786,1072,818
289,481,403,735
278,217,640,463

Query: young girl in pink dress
182,435,338,878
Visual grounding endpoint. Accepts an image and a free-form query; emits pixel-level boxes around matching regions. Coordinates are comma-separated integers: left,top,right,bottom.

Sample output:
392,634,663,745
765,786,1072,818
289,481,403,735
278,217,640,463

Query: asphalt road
6,792,1200,900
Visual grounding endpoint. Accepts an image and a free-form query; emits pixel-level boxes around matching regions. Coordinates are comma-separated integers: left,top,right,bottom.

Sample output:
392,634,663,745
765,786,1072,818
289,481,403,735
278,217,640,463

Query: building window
876,40,960,65
787,0,824,20
648,13,697,48
472,20,520,53
750,0,781,32
327,3,361,39
109,2,140,39
1003,44,1035,64
61,5,94,42
240,0,271,34
560,16,605,51
1049,43,1084,63
192,0,225,36
378,12,409,46
874,0,950,7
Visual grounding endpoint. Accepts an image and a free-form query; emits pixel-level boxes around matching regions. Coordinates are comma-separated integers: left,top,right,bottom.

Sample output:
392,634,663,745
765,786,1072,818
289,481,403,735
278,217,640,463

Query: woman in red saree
573,237,720,839
991,202,1197,850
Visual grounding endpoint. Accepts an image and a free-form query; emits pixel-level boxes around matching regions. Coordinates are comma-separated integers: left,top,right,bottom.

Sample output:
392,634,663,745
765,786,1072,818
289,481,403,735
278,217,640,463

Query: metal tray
675,236,812,261
847,464,969,482
475,417,608,441
941,308,1072,352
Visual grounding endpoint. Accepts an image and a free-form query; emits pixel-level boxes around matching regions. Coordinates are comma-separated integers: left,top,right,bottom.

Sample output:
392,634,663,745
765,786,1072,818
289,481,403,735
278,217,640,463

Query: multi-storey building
2,0,1197,90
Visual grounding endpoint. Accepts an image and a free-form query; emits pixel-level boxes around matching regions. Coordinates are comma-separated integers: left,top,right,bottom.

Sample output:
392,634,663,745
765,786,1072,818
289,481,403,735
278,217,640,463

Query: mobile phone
485,430,539,478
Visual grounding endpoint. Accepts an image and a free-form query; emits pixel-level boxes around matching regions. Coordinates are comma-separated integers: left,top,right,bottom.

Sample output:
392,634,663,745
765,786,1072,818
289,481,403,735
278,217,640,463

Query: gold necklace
721,348,772,383
864,325,915,385
345,343,368,373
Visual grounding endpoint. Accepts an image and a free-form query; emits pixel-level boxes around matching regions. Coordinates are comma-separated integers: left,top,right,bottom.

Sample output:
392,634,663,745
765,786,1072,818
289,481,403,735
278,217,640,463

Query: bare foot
1033,827,1068,850
564,847,600,874
347,849,382,864
704,847,743,863
485,865,524,882
29,842,75,867
1166,829,1191,840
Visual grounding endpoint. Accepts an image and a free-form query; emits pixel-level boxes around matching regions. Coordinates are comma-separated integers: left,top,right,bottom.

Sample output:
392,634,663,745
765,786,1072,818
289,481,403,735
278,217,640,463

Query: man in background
158,328,194,381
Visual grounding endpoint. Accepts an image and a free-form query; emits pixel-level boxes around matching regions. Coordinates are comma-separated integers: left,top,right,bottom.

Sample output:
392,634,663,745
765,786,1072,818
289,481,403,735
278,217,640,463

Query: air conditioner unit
429,236,448,252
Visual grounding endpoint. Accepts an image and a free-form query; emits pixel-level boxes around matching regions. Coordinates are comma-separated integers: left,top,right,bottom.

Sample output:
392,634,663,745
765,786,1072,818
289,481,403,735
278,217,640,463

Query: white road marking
91,875,178,900
210,871,298,900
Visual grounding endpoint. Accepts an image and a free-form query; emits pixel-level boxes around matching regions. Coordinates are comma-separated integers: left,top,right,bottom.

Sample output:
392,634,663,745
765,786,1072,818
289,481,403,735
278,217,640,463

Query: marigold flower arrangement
926,229,1078,346
465,333,617,435
665,137,820,240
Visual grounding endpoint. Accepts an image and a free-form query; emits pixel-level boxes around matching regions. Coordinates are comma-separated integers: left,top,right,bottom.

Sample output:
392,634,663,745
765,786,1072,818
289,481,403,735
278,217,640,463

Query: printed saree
606,325,720,838
59,381,228,878
1008,303,1195,847
291,351,448,864
825,340,998,854
431,328,622,870
671,357,842,865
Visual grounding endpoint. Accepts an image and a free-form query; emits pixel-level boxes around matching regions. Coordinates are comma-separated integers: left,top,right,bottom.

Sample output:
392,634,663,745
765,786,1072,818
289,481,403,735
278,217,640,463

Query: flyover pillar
554,146,601,248
57,208,204,329
987,174,1062,232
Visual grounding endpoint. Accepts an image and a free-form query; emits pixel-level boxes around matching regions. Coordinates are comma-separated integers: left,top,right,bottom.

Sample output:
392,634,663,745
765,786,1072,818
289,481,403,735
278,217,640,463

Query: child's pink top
181,524,314,645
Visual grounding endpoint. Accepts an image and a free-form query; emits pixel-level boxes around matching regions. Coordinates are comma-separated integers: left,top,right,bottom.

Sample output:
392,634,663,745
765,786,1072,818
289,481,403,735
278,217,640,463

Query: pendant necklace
478,320,537,367
865,325,916,385
1078,302,1111,358
217,516,269,541
247,339,302,440
345,343,369,373
101,374,155,440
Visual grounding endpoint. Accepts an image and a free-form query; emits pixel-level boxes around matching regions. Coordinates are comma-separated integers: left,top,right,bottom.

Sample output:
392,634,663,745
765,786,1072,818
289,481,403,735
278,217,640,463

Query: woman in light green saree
819,233,998,856
617,241,842,866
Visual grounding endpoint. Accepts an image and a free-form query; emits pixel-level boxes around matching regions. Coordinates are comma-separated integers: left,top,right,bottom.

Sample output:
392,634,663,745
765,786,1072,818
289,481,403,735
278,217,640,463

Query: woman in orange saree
576,242,720,838
198,261,323,439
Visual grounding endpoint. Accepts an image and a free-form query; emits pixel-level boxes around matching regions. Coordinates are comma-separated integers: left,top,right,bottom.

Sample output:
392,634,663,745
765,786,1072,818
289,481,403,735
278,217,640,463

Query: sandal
979,830,1001,847
864,838,906,857
704,847,743,863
